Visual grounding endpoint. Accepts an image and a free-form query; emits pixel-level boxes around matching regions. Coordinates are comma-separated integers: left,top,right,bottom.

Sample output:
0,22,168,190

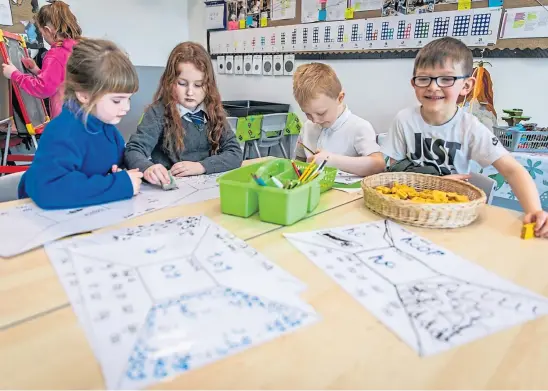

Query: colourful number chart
433,16,450,38
414,18,430,39
208,7,503,57
397,20,412,40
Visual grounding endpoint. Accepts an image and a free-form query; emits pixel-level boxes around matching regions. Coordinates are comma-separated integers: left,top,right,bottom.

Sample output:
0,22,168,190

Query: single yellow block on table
260,17,268,27
521,223,536,240
239,19,246,29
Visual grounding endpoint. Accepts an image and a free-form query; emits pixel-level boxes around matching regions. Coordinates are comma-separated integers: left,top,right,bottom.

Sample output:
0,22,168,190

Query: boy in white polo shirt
292,63,386,177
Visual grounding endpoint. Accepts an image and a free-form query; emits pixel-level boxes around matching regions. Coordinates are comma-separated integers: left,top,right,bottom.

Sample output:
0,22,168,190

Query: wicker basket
361,172,487,229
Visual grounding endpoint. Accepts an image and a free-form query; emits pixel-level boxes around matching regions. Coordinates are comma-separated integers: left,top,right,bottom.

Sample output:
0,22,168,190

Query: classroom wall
215,57,548,134
38,0,190,139
188,3,548,133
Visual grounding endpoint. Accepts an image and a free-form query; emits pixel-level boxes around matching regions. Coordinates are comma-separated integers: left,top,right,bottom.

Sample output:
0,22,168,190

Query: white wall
187,3,548,132
215,57,548,133
61,0,189,67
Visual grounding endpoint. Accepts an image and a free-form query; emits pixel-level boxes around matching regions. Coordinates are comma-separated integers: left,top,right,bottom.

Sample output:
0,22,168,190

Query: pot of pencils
217,158,328,225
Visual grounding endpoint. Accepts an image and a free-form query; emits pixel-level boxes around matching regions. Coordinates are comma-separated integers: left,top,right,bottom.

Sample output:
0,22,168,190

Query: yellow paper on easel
345,7,354,19
458,0,471,10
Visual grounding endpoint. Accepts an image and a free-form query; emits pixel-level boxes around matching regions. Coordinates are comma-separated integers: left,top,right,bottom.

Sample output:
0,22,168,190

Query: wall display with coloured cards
332,21,351,51
256,29,268,52
221,30,234,54
467,7,502,46
412,14,434,48
234,55,244,74
277,26,292,52
320,22,339,51
244,54,253,74
209,7,506,55
500,6,548,39
310,25,322,50
288,26,300,51
225,55,234,74
273,54,284,75
263,54,274,75
252,54,263,74
364,18,381,50
267,27,278,52
283,54,295,75
209,31,222,54
216,55,226,74
347,19,366,50
299,25,312,51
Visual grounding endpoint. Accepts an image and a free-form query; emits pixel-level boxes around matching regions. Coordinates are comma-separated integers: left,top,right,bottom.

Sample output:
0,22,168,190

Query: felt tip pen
271,176,284,189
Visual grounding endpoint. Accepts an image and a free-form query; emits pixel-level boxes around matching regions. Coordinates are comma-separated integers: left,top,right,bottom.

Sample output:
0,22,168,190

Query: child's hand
445,174,472,181
127,169,143,195
144,164,170,185
171,161,206,177
524,211,548,238
2,60,17,79
110,164,123,173
307,149,330,165
21,57,39,74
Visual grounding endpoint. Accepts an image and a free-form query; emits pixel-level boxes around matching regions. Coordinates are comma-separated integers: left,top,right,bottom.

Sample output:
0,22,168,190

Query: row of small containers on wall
209,6,503,54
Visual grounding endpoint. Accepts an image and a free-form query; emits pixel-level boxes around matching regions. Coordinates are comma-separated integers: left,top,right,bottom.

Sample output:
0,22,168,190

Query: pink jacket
12,39,78,119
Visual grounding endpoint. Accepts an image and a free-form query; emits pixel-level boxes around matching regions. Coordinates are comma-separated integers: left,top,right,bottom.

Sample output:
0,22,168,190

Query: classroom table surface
1,198,548,390
0,169,362,330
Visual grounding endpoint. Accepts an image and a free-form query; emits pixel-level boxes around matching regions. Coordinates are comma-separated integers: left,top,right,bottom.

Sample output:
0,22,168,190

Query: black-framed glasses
412,76,470,88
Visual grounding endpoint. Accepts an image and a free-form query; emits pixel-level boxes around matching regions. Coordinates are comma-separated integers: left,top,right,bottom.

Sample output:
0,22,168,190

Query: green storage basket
294,160,337,193
217,159,324,225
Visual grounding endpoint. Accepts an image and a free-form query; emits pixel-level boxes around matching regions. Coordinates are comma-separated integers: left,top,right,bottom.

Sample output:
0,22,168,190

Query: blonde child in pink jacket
2,1,81,118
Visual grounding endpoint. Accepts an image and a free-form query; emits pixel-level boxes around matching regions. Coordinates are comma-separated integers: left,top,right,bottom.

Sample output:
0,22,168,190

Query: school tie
184,110,206,126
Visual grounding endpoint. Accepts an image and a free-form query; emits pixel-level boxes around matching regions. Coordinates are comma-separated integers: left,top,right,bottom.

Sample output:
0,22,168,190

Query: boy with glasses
382,37,548,238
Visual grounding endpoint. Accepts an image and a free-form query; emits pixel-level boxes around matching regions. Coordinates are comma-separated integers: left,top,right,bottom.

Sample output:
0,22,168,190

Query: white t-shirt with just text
382,106,509,175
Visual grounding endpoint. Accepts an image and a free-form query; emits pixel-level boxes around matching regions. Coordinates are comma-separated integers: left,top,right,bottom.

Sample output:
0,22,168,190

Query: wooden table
0,176,362,330
2,196,548,389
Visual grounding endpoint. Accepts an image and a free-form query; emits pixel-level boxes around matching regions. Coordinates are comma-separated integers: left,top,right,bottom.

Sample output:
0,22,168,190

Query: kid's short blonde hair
293,62,342,106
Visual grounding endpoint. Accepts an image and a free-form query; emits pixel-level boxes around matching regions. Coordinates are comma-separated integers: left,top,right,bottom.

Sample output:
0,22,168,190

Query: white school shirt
382,106,509,175
294,107,381,162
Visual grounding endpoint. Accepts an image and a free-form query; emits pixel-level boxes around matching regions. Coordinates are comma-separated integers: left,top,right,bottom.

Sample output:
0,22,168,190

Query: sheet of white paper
301,0,319,23
285,219,548,357
0,173,221,258
350,0,383,11
334,187,363,194
46,215,316,390
326,0,347,21
499,6,547,39
271,0,297,20
0,0,13,26
205,3,226,30
335,171,363,185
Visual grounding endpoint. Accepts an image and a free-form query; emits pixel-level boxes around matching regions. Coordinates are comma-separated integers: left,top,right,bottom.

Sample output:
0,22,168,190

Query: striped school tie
184,110,206,126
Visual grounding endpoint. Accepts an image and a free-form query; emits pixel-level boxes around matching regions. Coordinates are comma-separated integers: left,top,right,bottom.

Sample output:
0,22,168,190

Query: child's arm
24,134,134,209
493,155,548,238
318,152,385,177
382,113,410,166
124,106,164,173
294,135,307,162
9,56,64,99
318,119,385,176
199,125,243,173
